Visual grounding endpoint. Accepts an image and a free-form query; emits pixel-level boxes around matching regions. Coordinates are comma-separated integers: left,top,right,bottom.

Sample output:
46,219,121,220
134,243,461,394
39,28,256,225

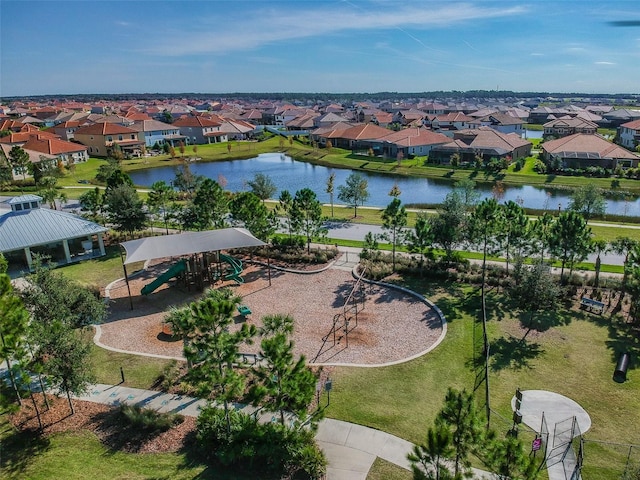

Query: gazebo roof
120,228,266,265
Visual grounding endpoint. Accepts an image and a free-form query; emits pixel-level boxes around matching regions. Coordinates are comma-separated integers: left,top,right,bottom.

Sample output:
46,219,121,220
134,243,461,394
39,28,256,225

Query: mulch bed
10,393,196,454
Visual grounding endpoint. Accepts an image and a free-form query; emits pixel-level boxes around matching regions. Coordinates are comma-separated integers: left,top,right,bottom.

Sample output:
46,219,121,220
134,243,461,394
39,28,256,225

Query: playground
98,256,444,366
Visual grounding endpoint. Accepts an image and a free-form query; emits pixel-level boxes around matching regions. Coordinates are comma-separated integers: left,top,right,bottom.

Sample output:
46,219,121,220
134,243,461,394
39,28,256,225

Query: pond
129,153,640,216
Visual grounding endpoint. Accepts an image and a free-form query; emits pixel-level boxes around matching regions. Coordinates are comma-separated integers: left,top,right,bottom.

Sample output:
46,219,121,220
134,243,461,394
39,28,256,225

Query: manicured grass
367,457,412,480
0,425,258,480
84,328,176,389
325,281,640,479
54,245,126,288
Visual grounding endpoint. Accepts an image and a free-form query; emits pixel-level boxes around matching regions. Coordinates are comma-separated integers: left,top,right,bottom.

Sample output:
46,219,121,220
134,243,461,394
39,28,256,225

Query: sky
1,0,639,97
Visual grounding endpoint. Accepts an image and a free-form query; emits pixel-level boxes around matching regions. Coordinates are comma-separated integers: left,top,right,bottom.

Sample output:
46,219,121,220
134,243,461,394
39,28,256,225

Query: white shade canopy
120,228,266,265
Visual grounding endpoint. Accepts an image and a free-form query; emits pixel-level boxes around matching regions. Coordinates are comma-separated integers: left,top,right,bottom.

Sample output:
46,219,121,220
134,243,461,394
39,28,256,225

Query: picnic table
580,297,605,314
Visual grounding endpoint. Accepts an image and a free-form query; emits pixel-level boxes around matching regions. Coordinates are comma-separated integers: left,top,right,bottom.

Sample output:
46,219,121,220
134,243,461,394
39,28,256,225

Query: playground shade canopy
120,228,266,265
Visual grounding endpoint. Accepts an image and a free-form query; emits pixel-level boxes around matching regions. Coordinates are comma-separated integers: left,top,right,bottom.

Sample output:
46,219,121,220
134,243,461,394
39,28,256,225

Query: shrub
196,406,326,478
119,404,184,433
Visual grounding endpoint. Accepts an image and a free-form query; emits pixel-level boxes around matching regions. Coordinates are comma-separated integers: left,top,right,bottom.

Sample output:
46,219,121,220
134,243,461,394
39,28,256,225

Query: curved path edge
98,256,448,368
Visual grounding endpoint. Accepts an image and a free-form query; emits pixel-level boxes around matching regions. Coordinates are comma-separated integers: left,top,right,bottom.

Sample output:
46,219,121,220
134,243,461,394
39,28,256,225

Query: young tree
278,189,295,241
338,172,370,218
248,172,277,203
436,388,483,478
20,256,107,329
388,183,401,198
592,239,609,288
530,212,555,263
499,200,529,275
173,163,205,199
38,176,61,209
407,423,456,480
31,319,95,414
549,211,593,284
103,184,147,238
510,261,561,340
184,297,256,434
189,178,229,230
454,178,480,208
147,180,174,234
292,188,326,253
229,191,277,241
568,184,606,222
326,172,336,218
611,237,639,294
484,433,538,480
250,314,316,425
78,187,103,222
430,191,466,264
8,145,30,180
0,273,30,406
381,197,408,271
409,212,433,275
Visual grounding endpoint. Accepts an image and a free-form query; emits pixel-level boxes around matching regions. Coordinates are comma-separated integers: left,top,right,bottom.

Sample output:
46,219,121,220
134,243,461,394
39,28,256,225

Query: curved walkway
72,381,493,480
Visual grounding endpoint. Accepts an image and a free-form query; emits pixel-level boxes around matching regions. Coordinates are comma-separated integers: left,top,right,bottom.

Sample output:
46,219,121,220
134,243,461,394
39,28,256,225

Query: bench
580,297,605,314
237,305,252,317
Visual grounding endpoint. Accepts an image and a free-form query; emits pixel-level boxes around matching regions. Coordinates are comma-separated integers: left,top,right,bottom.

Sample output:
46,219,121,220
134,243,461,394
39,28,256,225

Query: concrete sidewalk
71,382,495,480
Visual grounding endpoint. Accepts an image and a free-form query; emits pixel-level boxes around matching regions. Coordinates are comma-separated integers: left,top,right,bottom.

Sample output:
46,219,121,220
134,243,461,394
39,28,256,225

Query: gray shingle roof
0,208,107,252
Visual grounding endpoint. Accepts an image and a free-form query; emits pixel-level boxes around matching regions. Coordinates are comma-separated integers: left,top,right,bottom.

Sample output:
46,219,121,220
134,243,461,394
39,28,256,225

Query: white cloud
595,61,616,65
530,53,544,56
142,3,527,56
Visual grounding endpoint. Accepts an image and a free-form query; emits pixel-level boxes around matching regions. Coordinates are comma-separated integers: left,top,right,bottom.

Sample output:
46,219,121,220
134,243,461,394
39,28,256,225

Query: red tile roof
337,123,392,141
172,115,222,128
74,122,138,135
621,119,640,130
21,134,87,155
543,133,638,159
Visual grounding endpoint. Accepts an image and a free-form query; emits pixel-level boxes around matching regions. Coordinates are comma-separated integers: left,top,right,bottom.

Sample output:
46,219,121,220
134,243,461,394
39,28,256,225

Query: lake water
129,152,640,216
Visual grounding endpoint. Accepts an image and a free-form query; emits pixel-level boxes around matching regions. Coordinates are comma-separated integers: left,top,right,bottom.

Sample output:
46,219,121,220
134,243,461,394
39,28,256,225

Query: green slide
219,253,244,284
141,259,187,295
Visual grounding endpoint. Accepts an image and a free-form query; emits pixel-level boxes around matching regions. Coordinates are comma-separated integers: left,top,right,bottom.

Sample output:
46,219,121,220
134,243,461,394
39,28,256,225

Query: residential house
310,122,354,147
601,109,640,128
543,117,598,138
429,126,532,164
470,113,525,136
131,119,186,147
426,112,474,134
618,119,640,151
172,115,225,144
325,123,392,151
0,143,56,180
542,133,639,169
51,121,83,141
20,134,89,168
372,127,450,158
0,194,107,271
74,122,144,157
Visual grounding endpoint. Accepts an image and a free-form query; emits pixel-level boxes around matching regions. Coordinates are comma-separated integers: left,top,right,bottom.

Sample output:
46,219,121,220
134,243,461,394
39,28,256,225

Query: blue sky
1,0,639,97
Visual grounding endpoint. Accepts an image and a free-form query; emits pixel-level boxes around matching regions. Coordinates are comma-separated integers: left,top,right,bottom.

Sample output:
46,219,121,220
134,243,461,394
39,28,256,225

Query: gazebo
0,194,107,272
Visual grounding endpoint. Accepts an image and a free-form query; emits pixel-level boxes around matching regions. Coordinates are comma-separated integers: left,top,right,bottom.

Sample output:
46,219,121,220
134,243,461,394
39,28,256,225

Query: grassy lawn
367,457,412,480
0,424,263,480
325,280,640,479
83,327,176,389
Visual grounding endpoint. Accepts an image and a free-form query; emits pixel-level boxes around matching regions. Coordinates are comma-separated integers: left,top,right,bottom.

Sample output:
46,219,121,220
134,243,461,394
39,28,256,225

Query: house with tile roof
429,126,532,164
0,195,107,271
323,123,392,151
131,119,186,147
470,113,525,136
370,127,450,158
172,115,226,144
74,122,145,157
542,133,639,169
618,119,640,151
543,117,598,138
20,133,88,167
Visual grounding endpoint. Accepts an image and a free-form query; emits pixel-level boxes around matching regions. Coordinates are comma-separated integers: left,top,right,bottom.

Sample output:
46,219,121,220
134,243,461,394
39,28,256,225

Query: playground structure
140,252,246,296
313,267,368,362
